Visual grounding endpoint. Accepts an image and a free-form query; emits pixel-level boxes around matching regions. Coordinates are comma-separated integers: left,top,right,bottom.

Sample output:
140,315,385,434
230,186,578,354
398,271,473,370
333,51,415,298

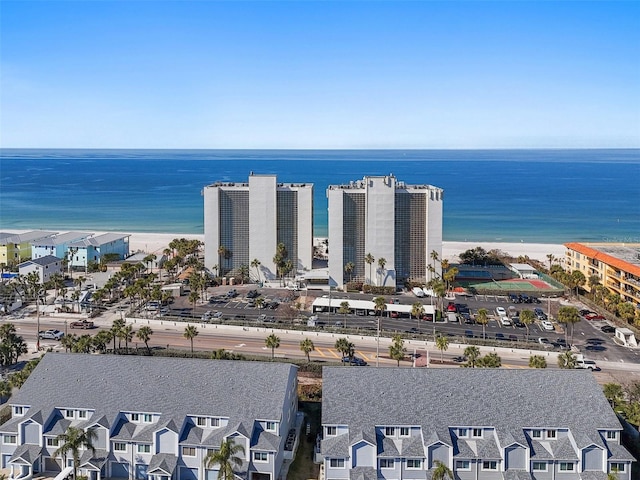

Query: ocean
1,149,638,244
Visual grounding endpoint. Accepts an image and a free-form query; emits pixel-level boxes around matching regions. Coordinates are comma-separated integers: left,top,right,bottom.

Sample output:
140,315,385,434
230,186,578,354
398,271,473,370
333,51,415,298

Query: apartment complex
320,368,633,480
0,354,298,480
327,175,443,289
0,231,57,266
203,174,313,280
565,242,640,312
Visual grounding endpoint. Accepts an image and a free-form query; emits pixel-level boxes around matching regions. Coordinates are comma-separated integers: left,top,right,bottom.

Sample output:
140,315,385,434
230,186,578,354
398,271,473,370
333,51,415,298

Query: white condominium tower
327,174,443,289
203,174,313,281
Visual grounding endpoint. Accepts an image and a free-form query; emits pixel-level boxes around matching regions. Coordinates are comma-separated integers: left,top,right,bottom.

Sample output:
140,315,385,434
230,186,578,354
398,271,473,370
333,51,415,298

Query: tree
617,302,636,324
435,335,449,364
0,323,27,366
529,355,547,368
273,243,289,285
188,289,200,318
136,326,154,355
558,351,577,369
335,337,354,364
557,306,581,345
603,383,624,409
373,296,387,317
570,270,586,296
432,460,453,480
299,338,315,362
250,258,261,284
377,257,387,286
476,308,488,339
546,253,556,272
54,426,97,480
344,262,355,283
463,346,481,368
338,301,350,328
411,301,425,329
477,352,501,368
121,324,134,354
520,309,535,342
388,334,406,366
430,250,440,280
203,437,245,480
364,253,375,285
265,334,281,359
183,325,199,356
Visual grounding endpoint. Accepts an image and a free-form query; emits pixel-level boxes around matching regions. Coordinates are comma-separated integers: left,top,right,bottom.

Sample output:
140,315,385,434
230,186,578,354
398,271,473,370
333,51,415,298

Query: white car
500,316,512,326
496,307,507,317
541,320,555,331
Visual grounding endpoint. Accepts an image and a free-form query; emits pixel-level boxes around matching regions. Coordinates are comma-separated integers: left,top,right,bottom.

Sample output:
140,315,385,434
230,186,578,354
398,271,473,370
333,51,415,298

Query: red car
447,302,457,312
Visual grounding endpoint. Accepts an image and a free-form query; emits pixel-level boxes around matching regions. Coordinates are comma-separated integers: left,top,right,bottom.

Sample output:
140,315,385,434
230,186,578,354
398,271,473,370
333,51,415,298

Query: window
532,462,547,471
3,435,17,445
406,459,421,469
254,452,268,462
547,429,556,439
13,407,24,416
196,417,206,427
610,463,626,473
482,461,497,470
131,413,140,422
78,410,87,419
65,410,74,419
380,459,394,468
326,426,337,436
329,458,345,468
385,427,395,436
46,438,59,447
400,427,410,437
113,442,127,452
559,462,575,472
137,444,151,454
606,431,617,440
207,448,219,456
455,460,471,471
182,447,196,457
266,421,277,432
472,428,482,438
532,429,542,438
458,428,468,438
211,418,220,427
143,414,152,423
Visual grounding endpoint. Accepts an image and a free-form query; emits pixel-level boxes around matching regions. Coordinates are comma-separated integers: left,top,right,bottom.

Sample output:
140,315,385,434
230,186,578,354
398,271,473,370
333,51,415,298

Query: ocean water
1,149,639,244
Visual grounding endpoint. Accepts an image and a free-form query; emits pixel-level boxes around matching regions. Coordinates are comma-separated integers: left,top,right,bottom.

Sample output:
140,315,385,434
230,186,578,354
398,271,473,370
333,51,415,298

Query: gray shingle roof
322,367,620,452
9,444,42,464
68,233,130,248
321,434,349,457
349,466,377,480
608,442,635,461
148,453,177,475
476,438,501,459
401,436,425,457
529,440,554,460
2,231,57,245
552,437,579,459
251,430,280,451
79,449,109,469
580,472,608,480
25,255,61,267
453,439,476,458
32,232,92,246
503,472,534,480
377,436,399,457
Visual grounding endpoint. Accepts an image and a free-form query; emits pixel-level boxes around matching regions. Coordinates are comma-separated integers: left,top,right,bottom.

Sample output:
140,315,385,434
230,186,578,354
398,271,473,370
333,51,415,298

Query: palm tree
364,253,375,285
344,262,355,283
411,302,424,329
389,334,406,366
188,289,200,318
121,324,134,354
520,309,535,342
476,308,488,339
203,437,245,480
265,334,280,359
558,351,577,369
184,325,199,356
143,254,157,274
377,257,387,286
463,346,480,368
338,301,350,328
529,355,547,368
557,306,581,345
373,296,387,317
334,337,354,364
300,338,315,362
432,460,453,480
111,318,125,352
546,253,556,272
136,326,153,355
54,426,97,480
435,335,449,364
250,258,261,284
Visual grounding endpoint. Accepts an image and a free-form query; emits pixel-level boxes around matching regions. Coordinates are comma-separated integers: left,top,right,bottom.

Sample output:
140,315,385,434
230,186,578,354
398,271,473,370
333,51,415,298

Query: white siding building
327,175,443,289
203,174,313,281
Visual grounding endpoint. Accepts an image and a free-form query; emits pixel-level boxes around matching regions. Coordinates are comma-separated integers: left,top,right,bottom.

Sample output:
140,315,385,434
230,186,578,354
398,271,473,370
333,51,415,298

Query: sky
1,1,639,149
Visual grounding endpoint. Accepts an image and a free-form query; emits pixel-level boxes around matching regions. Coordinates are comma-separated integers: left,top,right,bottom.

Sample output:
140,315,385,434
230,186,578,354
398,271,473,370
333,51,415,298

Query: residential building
327,175,443,289
0,231,57,266
17,255,63,284
565,242,640,313
67,233,131,269
320,368,633,480
203,174,313,280
0,353,299,480
31,232,93,261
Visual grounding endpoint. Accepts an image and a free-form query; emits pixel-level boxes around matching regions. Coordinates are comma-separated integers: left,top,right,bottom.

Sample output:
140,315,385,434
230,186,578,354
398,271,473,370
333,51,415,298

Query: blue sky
1,1,639,149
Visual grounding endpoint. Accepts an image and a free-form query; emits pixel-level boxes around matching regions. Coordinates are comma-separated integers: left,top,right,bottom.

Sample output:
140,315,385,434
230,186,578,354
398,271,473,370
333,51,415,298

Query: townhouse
17,255,63,284
0,354,299,480
0,231,57,266
320,368,633,480
67,233,131,269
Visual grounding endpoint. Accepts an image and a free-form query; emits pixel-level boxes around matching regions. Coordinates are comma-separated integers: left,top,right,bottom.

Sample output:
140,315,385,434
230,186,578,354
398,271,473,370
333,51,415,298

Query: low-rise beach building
0,353,299,480
564,242,640,313
31,231,93,262
327,175,443,289
203,174,313,281
0,231,57,266
320,368,634,480
67,233,131,269
17,255,63,284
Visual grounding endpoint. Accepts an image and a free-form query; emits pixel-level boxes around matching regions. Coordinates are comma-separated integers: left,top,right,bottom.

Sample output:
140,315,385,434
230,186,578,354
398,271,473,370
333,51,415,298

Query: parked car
500,316,512,326
495,306,507,317
495,333,506,341
447,302,457,312
70,320,94,329
465,330,474,338
38,329,64,340
534,308,547,320
342,356,367,366
538,337,553,348
541,320,555,331
601,325,616,334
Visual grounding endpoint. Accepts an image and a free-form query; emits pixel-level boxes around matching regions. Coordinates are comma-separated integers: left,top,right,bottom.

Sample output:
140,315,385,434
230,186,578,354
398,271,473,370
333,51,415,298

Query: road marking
357,351,370,361
315,348,327,358
235,343,246,348
328,349,341,359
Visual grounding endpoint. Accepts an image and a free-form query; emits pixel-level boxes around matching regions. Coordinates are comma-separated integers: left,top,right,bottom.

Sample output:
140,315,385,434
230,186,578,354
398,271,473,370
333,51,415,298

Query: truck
70,320,94,329
412,287,425,298
575,355,600,371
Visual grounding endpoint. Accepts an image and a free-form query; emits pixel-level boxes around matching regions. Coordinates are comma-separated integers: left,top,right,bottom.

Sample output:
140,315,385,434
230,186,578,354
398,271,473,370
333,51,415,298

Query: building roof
1,231,57,245
565,242,640,277
322,368,622,451
32,232,92,247
18,255,61,268
8,353,296,430
68,232,130,248
312,297,435,315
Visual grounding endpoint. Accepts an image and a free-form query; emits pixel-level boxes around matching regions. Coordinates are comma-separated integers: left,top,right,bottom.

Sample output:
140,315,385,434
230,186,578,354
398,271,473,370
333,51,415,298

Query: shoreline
4,229,565,263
